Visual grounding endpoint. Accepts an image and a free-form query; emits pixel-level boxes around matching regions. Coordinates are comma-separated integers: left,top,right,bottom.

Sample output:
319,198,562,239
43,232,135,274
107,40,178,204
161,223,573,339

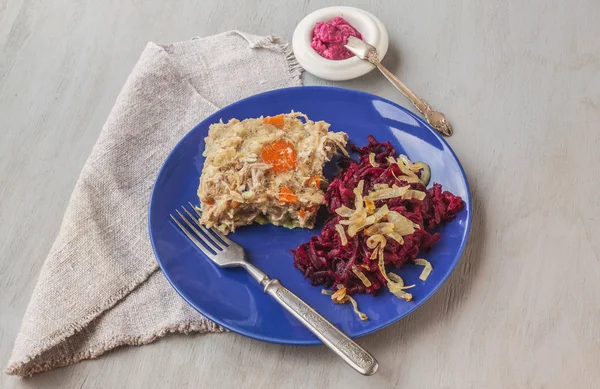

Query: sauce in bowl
311,17,362,60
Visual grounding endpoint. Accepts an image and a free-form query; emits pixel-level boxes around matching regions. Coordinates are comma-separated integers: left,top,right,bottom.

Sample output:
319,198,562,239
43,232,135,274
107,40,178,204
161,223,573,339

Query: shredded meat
198,112,348,234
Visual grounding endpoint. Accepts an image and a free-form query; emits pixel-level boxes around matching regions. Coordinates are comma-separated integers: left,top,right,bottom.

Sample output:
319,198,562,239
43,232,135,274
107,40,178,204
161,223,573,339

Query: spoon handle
370,57,453,136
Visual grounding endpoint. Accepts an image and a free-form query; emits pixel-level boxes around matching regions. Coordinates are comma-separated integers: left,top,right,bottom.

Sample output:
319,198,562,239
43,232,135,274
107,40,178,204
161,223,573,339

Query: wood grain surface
1,0,599,388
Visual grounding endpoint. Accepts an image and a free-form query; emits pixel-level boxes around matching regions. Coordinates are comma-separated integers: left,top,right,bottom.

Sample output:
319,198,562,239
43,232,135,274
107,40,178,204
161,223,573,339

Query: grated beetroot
292,136,464,296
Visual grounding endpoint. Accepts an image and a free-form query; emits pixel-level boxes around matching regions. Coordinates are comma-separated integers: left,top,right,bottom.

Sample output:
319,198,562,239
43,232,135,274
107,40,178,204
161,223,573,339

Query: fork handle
263,279,379,376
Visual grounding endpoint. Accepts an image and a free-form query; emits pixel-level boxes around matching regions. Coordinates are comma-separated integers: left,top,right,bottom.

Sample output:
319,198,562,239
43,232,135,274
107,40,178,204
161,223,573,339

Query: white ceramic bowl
292,6,389,81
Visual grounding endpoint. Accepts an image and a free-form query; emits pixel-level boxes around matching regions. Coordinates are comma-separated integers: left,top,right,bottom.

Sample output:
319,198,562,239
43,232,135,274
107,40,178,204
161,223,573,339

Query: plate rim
148,85,473,345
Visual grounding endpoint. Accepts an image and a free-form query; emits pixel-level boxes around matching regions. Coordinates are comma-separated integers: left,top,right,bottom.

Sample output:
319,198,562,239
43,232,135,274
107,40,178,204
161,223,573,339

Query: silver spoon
345,36,453,137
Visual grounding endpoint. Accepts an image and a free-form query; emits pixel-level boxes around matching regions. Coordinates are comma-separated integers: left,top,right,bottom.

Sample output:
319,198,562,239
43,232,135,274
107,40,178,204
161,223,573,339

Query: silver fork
170,204,379,376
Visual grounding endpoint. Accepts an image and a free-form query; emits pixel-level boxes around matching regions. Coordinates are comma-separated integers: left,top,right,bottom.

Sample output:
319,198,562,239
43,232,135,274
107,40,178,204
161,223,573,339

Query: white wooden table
2,1,599,388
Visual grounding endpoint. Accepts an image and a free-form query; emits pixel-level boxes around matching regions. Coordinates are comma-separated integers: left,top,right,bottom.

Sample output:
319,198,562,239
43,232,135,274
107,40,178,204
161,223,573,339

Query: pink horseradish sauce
311,16,363,60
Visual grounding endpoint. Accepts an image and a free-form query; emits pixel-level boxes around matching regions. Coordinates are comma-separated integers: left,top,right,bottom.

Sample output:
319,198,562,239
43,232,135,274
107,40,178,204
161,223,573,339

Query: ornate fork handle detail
265,280,378,375
366,52,453,136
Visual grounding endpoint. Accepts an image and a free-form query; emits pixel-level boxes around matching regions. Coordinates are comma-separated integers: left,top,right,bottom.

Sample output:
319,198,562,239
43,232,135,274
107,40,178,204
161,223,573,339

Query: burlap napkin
6,31,302,377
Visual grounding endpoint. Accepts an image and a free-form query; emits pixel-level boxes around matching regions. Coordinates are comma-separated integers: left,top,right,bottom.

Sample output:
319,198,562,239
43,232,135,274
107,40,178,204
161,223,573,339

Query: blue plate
149,86,471,345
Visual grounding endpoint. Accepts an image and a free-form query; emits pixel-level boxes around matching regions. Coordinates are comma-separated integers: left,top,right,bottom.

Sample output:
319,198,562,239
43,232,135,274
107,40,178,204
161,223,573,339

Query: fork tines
170,203,231,257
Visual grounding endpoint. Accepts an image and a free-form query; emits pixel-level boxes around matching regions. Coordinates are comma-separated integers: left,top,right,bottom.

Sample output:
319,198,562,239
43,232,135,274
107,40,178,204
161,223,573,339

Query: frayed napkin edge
5,30,303,378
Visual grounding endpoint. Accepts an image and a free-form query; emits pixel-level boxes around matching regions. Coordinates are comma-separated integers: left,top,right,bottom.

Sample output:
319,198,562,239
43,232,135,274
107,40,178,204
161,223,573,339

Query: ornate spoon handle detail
367,52,453,136
263,279,379,376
